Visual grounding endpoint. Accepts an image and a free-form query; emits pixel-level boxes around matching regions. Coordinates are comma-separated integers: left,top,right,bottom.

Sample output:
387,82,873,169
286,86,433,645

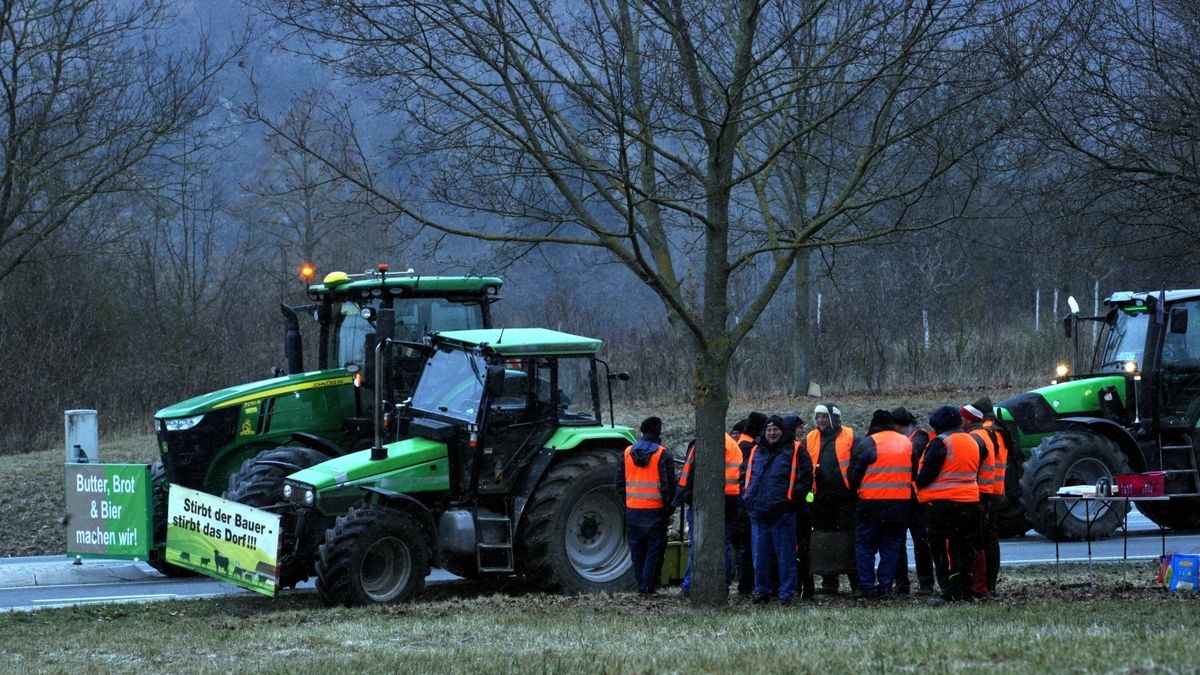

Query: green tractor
149,265,502,575
269,327,637,603
996,289,1200,540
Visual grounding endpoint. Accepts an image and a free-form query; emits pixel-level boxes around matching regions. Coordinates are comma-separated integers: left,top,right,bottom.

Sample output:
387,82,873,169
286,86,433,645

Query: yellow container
659,540,689,585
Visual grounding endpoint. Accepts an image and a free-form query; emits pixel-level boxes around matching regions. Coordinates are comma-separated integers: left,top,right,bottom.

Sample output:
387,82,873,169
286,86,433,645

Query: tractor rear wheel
315,505,430,606
1020,431,1132,541
519,449,634,593
1136,499,1200,531
223,446,330,588
992,449,1031,538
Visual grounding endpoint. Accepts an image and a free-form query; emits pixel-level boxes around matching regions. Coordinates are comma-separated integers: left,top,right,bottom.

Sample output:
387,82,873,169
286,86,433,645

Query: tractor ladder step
1160,436,1200,492
475,513,515,573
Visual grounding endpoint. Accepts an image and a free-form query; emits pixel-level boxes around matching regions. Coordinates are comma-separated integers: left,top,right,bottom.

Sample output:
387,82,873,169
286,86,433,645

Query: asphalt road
3,511,1197,612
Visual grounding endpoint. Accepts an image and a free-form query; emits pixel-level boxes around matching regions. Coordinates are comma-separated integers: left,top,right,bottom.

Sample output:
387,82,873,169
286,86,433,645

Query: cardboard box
1160,553,1200,591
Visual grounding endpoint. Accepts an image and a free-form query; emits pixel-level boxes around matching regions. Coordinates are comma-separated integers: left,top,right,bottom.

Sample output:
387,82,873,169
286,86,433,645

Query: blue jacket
743,436,808,520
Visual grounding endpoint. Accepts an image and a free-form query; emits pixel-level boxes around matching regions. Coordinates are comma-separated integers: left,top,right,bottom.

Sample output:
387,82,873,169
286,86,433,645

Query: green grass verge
1,563,1197,673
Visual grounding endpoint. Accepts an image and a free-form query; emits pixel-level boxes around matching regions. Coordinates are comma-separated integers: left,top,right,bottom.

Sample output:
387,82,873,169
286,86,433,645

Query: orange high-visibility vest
678,434,744,496
968,427,996,495
624,445,666,508
917,432,982,503
857,430,914,500
744,441,803,502
981,420,1009,496
806,426,855,491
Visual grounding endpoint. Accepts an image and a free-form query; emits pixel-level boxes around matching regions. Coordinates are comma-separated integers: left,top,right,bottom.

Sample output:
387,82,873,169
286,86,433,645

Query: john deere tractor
148,265,501,575
996,289,1200,541
268,327,637,603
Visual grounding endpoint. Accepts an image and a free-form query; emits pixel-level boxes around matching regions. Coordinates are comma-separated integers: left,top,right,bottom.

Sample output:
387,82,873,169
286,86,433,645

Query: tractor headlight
1055,363,1069,378
304,488,315,506
163,414,205,431
1124,360,1138,373
282,484,293,500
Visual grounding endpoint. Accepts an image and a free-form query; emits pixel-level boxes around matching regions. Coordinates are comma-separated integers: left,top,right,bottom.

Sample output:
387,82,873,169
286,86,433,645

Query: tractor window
411,348,487,422
335,303,373,369
557,357,599,425
1096,309,1149,373
1159,300,1200,428
331,299,487,369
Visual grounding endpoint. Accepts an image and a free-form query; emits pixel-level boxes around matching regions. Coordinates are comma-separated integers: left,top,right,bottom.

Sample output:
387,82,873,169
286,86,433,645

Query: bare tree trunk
792,250,812,397
690,347,730,607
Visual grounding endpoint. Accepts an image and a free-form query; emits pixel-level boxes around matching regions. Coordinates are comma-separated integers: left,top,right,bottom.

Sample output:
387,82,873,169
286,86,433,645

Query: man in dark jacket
742,415,813,604
615,416,676,596
915,405,986,602
783,413,816,600
891,406,936,595
731,411,767,595
804,403,859,594
847,410,912,598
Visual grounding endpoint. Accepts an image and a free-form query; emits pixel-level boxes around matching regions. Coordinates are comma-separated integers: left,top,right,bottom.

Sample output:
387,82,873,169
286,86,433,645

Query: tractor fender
357,486,441,566
1054,416,1144,471
508,443,624,532
287,432,345,458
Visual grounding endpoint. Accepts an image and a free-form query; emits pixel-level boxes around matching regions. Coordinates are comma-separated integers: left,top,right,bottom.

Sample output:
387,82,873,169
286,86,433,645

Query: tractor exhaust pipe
371,336,390,461
281,304,303,374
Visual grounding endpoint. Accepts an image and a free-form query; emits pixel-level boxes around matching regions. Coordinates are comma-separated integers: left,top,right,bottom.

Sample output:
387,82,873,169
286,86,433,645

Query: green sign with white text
65,463,151,559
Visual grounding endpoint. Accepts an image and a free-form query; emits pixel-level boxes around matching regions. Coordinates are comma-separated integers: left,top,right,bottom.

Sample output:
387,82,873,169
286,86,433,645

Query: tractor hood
997,375,1128,443
154,369,354,419
289,436,450,491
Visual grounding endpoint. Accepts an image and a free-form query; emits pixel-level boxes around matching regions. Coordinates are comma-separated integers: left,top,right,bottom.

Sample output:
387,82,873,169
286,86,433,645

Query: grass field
1,563,1197,673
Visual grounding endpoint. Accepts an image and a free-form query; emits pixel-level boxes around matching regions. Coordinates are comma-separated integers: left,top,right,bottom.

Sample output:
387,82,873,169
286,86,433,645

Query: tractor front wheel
223,446,331,588
1020,431,1132,541
315,505,430,606
148,461,196,578
520,450,634,593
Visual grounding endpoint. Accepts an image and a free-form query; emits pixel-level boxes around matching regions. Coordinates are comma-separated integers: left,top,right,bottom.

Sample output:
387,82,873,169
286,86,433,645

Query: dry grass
1,563,1197,673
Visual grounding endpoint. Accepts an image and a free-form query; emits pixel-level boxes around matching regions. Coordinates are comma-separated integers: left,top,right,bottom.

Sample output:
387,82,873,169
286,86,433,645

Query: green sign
165,485,281,596
65,463,151,559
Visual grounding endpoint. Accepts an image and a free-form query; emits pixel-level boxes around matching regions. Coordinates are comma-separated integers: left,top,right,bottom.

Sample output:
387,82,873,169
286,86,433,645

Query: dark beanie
972,396,995,419
890,406,918,427
745,411,768,438
731,419,747,435
868,409,894,434
640,416,663,437
765,415,785,432
929,405,962,433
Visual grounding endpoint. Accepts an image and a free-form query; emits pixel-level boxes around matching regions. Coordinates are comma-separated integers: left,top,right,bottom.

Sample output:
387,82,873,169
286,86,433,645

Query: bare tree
243,92,404,287
252,0,1058,605
1028,0,1200,259
0,0,244,283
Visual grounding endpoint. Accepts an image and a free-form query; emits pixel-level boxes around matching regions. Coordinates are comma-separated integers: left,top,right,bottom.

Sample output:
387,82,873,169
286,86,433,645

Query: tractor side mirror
1171,308,1189,334
484,364,506,398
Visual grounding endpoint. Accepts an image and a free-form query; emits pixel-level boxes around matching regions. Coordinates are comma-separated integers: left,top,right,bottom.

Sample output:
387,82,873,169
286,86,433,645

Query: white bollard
64,409,99,463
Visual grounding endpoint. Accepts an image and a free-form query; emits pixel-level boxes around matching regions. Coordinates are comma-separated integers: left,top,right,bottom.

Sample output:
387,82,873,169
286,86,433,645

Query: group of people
615,397,1011,605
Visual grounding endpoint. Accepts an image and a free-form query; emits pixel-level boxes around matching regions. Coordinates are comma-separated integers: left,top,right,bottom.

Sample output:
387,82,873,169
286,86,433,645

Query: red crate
1114,471,1166,497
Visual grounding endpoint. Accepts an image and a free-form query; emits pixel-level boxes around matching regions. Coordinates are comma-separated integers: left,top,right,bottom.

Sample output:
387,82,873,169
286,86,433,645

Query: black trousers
895,501,936,592
925,500,981,601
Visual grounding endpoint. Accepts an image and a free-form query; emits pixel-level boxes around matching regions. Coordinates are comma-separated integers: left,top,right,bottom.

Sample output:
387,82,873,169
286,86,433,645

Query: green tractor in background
269,327,637,603
149,265,502,576
994,289,1200,541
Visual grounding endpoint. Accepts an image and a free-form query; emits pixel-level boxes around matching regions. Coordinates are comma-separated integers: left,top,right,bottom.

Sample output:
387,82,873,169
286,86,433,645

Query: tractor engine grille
156,407,240,490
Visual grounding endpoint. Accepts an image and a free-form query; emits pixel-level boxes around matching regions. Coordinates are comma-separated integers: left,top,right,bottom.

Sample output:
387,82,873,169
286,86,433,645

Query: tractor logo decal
213,376,354,410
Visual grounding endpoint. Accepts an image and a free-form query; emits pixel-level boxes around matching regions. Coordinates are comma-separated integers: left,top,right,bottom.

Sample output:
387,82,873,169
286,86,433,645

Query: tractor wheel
148,461,197,578
1136,499,1200,531
993,449,1031,539
315,505,430,606
222,446,330,588
1020,431,1132,541
519,450,634,593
